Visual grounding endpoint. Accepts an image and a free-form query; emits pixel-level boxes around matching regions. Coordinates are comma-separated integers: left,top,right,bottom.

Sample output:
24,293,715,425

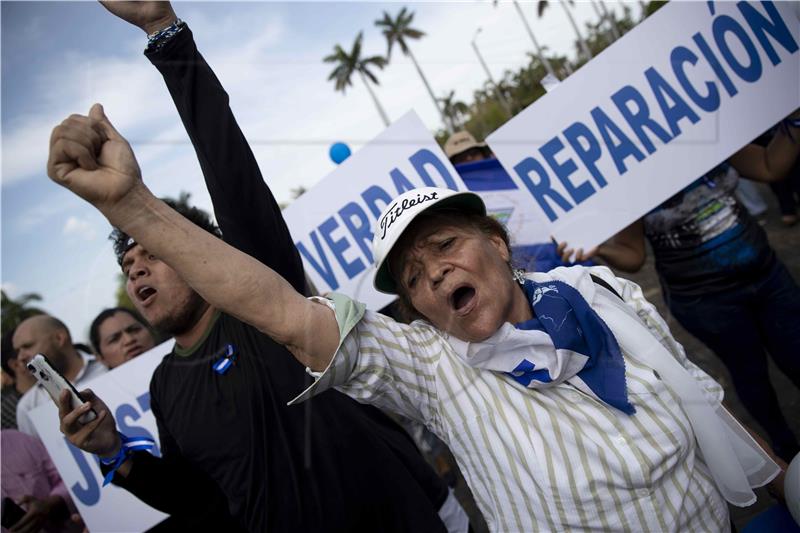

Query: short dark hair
110,197,222,266
387,208,511,323
89,307,152,356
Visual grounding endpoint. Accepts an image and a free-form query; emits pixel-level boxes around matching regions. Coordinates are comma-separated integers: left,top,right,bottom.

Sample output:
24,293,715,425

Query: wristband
145,18,185,53
780,117,800,143
100,433,156,486
784,118,800,128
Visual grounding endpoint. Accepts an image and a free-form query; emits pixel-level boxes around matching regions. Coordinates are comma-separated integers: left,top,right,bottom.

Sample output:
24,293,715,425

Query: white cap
373,187,485,294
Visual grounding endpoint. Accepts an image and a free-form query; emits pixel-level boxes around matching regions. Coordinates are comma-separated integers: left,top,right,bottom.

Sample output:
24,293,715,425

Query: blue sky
1,0,633,340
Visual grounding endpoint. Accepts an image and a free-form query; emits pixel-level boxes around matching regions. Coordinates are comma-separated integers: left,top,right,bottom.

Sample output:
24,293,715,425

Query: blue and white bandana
447,268,635,415
514,279,634,414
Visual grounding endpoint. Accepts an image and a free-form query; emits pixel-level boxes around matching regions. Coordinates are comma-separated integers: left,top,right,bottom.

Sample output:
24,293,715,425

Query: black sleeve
100,382,239,529
144,26,307,295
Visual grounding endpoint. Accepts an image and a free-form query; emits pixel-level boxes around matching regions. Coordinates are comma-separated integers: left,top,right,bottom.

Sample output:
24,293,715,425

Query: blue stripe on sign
455,157,518,191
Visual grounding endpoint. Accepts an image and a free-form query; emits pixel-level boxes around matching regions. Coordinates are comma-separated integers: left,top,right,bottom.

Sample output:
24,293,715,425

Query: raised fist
99,1,178,35
47,103,142,212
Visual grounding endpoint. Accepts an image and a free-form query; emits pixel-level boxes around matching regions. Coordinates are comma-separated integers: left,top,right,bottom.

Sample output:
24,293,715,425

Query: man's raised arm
47,105,339,371
101,1,307,294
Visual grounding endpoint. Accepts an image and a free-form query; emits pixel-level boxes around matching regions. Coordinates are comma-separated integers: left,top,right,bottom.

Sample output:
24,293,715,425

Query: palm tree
1,290,45,335
538,0,592,62
439,90,470,132
375,7,450,132
593,0,621,40
324,32,390,127
508,0,557,79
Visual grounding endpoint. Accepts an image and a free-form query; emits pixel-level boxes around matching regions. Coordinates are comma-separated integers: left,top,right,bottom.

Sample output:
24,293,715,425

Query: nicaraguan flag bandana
514,279,634,415
446,273,634,415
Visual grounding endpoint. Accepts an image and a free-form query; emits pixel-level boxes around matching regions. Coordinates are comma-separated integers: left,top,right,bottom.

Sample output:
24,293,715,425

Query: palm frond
537,0,549,18
362,55,387,69
361,67,380,85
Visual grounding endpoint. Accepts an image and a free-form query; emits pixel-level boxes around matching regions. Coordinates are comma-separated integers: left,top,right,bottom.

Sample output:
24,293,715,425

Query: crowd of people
2,1,799,532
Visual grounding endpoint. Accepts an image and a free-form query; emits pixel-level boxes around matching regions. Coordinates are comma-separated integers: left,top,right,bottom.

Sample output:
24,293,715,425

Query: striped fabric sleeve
589,266,725,405
289,293,445,426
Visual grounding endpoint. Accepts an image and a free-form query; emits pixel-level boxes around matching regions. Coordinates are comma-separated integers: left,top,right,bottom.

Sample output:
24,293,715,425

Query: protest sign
455,158,550,247
488,0,800,250
30,343,171,532
283,111,469,309
456,157,576,272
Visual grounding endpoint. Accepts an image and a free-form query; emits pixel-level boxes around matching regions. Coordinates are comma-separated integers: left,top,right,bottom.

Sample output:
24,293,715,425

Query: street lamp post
471,28,513,118
558,0,593,61
595,0,621,40
511,0,557,79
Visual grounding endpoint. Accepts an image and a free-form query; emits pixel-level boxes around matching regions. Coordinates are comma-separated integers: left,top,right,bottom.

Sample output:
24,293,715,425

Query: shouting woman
50,106,785,532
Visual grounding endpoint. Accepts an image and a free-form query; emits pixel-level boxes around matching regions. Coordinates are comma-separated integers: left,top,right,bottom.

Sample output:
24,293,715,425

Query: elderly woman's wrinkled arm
46,105,341,372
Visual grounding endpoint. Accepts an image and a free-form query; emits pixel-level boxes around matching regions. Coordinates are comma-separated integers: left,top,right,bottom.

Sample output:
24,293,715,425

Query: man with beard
56,2,465,532
13,315,107,438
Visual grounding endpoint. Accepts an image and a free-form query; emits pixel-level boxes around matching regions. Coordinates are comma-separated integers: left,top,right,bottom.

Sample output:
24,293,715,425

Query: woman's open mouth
450,285,476,315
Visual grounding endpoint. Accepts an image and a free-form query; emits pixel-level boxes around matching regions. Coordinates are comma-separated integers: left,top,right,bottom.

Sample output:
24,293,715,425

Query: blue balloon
329,142,352,165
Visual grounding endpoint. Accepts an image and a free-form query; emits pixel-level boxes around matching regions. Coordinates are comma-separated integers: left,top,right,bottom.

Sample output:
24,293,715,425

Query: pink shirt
1,429,77,532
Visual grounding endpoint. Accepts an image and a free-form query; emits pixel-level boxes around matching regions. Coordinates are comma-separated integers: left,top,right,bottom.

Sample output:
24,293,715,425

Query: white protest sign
488,0,800,250
455,158,551,247
283,111,470,309
30,343,172,533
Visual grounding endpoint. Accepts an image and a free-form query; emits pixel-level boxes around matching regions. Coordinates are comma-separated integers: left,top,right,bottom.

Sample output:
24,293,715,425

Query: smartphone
26,353,97,424
1,497,26,528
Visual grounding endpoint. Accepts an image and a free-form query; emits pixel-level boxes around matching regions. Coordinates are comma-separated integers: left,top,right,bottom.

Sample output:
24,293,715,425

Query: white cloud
15,197,76,232
1,119,52,187
62,216,97,240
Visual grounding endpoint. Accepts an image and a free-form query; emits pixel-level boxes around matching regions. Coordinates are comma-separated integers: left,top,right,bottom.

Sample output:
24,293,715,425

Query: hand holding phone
1,497,25,529
26,354,96,424
58,388,120,458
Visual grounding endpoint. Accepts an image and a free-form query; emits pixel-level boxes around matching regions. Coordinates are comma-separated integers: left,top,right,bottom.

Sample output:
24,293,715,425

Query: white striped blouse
291,267,730,532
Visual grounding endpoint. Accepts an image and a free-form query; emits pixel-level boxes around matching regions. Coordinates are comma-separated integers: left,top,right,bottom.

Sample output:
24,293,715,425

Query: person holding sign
557,123,800,462
48,94,788,531
52,3,464,532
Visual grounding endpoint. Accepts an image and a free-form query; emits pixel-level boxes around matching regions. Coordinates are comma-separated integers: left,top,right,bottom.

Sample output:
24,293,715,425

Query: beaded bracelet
784,118,800,129
146,18,185,53
779,117,800,143
100,433,156,486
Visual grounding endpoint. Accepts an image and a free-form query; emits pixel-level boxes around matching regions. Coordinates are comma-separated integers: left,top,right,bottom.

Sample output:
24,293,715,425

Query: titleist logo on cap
379,191,439,239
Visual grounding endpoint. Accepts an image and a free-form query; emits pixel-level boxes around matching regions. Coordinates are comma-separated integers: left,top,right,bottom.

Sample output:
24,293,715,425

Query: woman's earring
512,268,526,286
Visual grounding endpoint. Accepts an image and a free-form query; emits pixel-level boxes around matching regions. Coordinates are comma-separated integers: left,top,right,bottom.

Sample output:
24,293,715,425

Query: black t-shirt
643,165,775,296
150,312,447,532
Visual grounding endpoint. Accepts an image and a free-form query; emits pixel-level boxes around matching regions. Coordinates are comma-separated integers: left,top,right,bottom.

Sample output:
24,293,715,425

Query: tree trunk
358,69,391,127
589,0,615,44
559,0,593,61
512,0,557,80
405,46,451,134
597,0,621,40
472,40,513,118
